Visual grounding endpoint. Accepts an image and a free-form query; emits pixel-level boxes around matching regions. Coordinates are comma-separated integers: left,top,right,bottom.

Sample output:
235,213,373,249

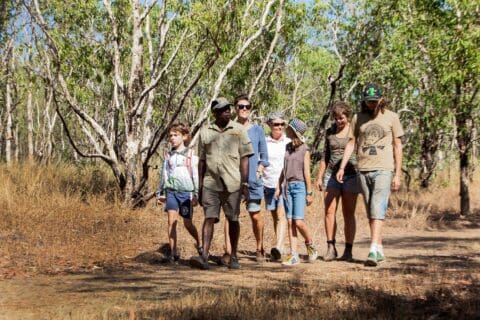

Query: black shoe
229,256,240,269
190,255,210,270
270,247,282,261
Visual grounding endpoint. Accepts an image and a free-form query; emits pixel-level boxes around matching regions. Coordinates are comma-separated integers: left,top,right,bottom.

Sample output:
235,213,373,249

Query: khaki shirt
350,109,404,171
198,121,254,192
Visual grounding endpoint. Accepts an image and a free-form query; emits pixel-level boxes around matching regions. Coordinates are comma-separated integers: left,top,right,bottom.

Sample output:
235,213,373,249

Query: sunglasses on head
237,103,252,110
271,122,285,127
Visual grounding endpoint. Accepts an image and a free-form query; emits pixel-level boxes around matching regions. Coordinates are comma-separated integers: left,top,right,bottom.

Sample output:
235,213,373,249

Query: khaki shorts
202,187,241,223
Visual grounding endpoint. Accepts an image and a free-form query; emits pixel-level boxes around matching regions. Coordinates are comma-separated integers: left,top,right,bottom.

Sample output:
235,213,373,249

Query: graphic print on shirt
362,124,386,156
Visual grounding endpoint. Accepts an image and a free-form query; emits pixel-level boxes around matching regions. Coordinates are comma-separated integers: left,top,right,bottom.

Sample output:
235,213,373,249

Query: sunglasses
237,104,252,110
271,122,285,127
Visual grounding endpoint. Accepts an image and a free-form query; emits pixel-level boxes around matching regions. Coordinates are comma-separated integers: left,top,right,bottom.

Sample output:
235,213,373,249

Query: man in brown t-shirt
336,84,404,267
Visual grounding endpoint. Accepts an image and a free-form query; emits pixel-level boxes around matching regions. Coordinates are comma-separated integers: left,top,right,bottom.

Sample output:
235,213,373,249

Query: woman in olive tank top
316,102,360,261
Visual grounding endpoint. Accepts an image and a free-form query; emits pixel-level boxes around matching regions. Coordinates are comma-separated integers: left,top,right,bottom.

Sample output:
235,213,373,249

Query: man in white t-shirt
262,112,291,261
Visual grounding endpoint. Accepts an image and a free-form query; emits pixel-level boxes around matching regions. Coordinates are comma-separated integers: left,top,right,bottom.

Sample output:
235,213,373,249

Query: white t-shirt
262,135,291,188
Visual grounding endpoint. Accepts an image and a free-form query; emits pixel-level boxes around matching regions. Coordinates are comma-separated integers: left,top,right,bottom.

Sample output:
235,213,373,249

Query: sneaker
229,256,240,269
365,252,378,267
256,249,266,263
323,244,338,261
270,247,282,261
376,251,385,263
190,255,210,270
282,254,300,266
306,243,318,262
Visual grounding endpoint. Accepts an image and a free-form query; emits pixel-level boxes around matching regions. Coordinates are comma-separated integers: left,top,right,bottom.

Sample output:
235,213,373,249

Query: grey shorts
359,171,392,220
202,187,241,223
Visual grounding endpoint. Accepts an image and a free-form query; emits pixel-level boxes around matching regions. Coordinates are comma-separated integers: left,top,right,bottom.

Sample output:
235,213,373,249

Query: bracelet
241,182,249,187
306,191,313,196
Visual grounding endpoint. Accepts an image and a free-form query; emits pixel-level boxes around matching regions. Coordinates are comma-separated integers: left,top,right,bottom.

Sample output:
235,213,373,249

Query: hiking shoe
306,243,318,262
282,254,300,266
190,255,210,270
376,251,385,263
229,256,240,269
323,244,337,261
256,249,266,263
338,249,353,262
270,247,282,261
217,253,230,266
365,252,378,267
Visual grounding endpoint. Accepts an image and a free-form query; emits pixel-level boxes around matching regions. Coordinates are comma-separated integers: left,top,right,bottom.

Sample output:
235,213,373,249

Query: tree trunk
459,151,470,216
5,68,13,164
27,78,34,161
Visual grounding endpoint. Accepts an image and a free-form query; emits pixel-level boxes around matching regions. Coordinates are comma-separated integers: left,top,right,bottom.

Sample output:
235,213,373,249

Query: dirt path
1,223,479,319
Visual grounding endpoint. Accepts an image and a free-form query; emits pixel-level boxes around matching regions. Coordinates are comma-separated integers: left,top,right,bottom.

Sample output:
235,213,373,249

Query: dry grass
0,163,159,276
1,163,479,319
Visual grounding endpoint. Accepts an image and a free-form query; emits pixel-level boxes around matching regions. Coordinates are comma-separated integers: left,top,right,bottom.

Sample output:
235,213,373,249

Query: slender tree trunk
27,78,35,161
5,69,13,164
459,151,470,216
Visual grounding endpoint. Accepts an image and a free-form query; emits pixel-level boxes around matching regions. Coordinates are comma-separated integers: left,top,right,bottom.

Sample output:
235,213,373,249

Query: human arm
392,136,403,191
335,138,355,183
274,169,284,200
155,158,167,204
316,134,329,191
304,150,313,206
198,159,206,206
316,160,326,191
240,155,250,201
257,129,269,178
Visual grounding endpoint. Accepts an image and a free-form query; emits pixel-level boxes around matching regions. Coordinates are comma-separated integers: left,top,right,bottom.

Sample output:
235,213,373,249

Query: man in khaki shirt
190,97,253,270
337,84,404,267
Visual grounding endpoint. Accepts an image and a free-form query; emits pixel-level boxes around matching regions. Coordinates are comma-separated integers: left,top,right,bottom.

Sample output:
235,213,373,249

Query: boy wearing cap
190,97,254,270
336,84,404,266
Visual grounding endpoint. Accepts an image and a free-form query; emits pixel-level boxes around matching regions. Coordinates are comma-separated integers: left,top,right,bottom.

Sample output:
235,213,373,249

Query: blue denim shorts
284,181,306,220
247,199,262,212
164,190,192,219
359,171,392,220
323,171,361,193
264,187,284,211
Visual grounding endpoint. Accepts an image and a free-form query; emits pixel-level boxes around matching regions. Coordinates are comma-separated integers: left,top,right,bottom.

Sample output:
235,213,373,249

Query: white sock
377,245,384,255
369,243,378,253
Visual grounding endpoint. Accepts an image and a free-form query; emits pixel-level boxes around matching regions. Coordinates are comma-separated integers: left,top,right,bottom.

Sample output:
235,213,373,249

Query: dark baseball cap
211,97,232,111
363,84,383,101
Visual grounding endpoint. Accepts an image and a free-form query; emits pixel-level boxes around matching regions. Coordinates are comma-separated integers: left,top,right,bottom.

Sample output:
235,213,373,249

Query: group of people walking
155,83,404,269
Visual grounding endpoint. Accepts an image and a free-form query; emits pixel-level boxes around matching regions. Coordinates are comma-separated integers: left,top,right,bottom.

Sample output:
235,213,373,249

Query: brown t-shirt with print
349,109,404,171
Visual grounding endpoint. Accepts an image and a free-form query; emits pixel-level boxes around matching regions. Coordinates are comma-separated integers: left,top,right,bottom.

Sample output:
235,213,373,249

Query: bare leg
324,189,340,241
167,210,179,256
341,192,358,245
229,220,240,259
224,219,232,255
271,207,287,251
202,218,216,259
287,219,297,254
294,219,313,243
183,218,202,248
369,219,383,245
249,211,264,252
